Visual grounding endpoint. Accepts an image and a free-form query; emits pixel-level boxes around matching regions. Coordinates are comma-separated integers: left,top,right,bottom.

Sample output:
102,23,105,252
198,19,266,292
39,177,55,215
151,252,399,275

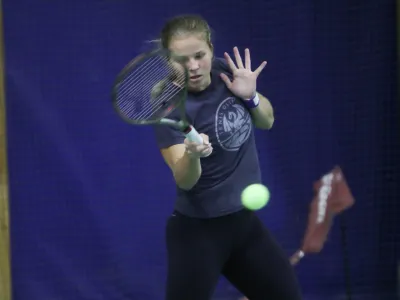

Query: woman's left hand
220,47,267,100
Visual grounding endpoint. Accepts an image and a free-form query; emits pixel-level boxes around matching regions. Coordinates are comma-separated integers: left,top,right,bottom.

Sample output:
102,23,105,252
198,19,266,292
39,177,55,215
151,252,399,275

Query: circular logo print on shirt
215,97,252,151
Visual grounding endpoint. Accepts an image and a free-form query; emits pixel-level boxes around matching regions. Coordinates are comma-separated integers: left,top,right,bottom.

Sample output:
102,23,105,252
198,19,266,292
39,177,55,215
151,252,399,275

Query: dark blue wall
3,0,399,299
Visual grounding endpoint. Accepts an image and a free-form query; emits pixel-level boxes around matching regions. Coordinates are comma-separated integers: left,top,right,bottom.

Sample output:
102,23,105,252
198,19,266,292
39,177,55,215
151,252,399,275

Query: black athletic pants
165,209,303,300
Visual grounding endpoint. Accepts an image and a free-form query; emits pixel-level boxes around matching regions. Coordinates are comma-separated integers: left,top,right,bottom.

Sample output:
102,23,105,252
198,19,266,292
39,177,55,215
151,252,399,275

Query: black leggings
165,209,303,300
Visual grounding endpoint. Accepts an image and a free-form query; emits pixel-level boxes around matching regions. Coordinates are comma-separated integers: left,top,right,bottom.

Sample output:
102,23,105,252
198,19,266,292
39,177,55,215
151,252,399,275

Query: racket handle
185,126,204,144
289,250,305,266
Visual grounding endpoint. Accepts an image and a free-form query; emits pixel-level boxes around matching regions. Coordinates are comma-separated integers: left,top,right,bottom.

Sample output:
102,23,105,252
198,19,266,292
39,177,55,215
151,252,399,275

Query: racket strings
133,71,184,120
115,55,186,122
116,56,167,116
117,71,183,120
117,56,166,97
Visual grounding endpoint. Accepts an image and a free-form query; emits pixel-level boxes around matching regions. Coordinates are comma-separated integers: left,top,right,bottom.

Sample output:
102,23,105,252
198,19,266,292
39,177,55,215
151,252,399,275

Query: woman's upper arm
160,144,186,171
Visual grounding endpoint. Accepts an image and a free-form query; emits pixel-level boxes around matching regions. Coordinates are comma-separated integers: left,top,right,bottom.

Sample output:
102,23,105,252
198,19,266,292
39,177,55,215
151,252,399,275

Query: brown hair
160,14,213,50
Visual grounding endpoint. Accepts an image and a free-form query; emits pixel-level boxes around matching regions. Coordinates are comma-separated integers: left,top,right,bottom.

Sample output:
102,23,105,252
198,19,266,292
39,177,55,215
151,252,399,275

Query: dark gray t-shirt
153,57,262,218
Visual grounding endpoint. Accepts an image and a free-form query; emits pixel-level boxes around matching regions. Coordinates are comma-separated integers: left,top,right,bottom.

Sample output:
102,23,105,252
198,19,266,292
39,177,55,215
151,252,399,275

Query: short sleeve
213,57,233,78
152,124,185,149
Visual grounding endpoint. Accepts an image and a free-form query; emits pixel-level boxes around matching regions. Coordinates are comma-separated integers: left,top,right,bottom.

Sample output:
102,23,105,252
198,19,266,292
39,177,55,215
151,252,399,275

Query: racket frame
111,49,203,144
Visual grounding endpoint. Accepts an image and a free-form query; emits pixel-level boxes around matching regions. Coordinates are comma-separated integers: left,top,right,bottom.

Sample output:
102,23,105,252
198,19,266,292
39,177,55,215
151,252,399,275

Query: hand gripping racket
111,48,203,144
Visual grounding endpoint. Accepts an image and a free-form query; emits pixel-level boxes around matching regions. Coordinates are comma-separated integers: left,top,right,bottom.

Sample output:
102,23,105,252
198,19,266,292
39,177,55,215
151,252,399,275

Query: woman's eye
195,53,204,59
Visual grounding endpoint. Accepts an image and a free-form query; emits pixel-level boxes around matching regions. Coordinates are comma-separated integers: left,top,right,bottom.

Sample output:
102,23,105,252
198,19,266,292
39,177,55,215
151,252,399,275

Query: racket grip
290,250,305,266
185,126,204,144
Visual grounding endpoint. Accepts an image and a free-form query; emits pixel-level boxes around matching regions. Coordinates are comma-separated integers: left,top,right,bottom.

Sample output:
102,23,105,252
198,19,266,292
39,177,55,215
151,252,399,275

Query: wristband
243,92,260,109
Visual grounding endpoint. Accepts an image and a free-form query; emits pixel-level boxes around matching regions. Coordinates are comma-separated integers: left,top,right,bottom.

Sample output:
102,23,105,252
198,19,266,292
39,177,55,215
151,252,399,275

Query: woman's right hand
184,133,213,158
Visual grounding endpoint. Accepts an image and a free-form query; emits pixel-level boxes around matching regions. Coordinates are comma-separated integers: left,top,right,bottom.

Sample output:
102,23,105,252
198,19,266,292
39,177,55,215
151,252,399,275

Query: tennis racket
289,166,355,265
111,48,203,144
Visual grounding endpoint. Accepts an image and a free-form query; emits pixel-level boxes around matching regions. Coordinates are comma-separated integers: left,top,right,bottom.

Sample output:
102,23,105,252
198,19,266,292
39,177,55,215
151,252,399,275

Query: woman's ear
209,43,214,60
209,43,214,53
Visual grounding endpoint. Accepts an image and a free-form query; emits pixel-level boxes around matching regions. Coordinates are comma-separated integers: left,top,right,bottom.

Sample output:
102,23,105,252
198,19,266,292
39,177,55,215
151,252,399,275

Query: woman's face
169,34,213,92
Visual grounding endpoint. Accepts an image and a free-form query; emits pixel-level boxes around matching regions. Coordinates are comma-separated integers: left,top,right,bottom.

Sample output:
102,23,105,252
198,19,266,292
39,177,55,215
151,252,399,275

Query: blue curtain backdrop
3,0,399,299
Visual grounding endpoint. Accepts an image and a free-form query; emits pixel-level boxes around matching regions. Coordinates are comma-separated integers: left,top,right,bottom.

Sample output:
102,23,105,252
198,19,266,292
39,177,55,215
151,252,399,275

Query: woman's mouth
190,75,202,82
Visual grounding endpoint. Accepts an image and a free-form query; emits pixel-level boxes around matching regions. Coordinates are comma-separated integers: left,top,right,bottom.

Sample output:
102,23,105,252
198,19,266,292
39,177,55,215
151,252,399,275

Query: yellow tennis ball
241,184,270,210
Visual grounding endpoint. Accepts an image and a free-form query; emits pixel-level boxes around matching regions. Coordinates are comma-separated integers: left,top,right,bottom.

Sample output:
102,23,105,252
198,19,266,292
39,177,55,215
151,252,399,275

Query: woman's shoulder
212,57,232,76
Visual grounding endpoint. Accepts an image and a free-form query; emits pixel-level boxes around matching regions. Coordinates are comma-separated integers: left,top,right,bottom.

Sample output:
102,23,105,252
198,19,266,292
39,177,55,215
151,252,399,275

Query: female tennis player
153,14,303,300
